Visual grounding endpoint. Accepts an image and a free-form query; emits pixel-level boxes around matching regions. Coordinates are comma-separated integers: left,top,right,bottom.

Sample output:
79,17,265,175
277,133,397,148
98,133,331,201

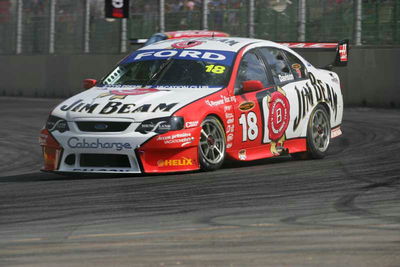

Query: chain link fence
0,0,399,55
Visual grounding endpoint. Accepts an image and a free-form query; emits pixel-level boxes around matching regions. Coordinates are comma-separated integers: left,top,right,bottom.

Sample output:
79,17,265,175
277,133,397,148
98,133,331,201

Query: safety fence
0,0,399,55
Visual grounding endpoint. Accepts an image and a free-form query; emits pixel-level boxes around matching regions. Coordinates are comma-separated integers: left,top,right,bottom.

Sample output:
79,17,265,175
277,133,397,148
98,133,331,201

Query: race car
130,30,230,47
39,37,347,174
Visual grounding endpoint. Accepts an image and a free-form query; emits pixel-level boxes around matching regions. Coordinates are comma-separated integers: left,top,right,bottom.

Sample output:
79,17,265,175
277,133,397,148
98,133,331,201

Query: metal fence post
202,0,209,30
49,0,56,54
121,19,128,53
84,0,90,53
159,0,165,32
248,0,255,38
298,0,306,41
16,0,23,54
354,0,362,45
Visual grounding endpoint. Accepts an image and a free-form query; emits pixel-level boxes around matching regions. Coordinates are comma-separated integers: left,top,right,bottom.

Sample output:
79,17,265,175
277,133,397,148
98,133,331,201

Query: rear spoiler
279,39,349,69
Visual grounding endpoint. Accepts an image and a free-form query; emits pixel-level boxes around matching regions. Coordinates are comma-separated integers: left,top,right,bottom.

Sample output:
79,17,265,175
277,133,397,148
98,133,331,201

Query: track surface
0,97,399,266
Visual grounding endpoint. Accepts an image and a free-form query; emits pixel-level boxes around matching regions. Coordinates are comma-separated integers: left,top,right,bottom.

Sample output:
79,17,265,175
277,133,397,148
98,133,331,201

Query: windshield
100,49,235,88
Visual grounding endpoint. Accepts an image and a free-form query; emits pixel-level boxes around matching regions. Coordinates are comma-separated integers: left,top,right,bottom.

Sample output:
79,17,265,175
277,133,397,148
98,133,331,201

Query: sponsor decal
239,101,255,111
226,124,234,134
227,118,234,124
238,149,246,160
331,127,342,138
225,113,234,119
217,39,240,46
292,63,302,78
293,72,338,131
39,133,49,146
97,88,165,100
157,157,194,167
123,49,235,66
224,105,232,112
226,143,232,149
227,133,234,142
267,87,290,155
223,95,237,103
157,85,217,89
156,133,194,146
278,73,294,83
205,99,224,107
185,121,199,128
67,137,132,151
60,100,178,114
172,40,204,49
205,95,236,107
292,63,301,70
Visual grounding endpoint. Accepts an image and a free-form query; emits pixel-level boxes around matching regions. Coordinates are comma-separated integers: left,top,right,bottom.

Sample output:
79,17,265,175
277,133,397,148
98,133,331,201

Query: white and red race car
39,37,347,174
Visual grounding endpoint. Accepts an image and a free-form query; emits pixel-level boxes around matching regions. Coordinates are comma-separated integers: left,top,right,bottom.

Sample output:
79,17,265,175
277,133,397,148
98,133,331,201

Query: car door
257,47,310,141
231,49,276,158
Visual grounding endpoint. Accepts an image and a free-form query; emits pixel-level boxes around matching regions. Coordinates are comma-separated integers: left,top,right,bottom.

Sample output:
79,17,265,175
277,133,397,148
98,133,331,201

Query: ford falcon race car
39,37,347,174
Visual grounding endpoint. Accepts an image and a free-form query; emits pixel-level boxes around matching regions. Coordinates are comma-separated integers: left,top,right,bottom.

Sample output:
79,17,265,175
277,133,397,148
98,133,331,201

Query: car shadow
0,156,296,183
0,171,143,183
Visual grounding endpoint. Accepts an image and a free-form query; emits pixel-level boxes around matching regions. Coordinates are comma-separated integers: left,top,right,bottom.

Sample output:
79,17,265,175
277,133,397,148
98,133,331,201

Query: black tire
292,104,331,160
198,116,226,171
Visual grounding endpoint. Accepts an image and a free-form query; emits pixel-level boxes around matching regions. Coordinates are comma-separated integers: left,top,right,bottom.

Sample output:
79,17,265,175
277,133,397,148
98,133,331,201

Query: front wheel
198,116,226,171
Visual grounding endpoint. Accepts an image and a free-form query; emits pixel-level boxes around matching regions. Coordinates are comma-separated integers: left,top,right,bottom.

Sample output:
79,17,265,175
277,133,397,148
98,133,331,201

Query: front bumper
39,120,201,174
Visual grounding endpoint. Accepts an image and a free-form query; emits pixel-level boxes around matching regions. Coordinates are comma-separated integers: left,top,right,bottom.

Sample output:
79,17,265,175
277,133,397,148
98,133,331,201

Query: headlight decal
46,115,70,133
136,116,184,134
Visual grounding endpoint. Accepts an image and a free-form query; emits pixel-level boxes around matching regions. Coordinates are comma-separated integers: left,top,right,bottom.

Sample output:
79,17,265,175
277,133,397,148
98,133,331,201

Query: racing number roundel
171,41,204,49
268,90,290,141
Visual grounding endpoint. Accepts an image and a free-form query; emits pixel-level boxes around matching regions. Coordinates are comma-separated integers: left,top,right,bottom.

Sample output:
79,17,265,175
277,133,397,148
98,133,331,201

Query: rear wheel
199,116,226,171
292,105,331,159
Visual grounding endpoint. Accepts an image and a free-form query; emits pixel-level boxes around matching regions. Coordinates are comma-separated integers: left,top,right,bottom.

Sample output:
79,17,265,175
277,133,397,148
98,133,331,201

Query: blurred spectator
24,0,48,53
210,0,226,29
268,0,292,13
0,0,11,23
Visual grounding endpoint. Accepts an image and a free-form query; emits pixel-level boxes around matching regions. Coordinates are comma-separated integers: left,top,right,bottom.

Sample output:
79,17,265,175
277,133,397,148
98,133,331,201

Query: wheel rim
199,120,225,164
311,109,330,152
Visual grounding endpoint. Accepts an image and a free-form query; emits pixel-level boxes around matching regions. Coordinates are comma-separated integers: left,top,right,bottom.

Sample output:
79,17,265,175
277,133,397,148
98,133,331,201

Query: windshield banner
122,49,236,66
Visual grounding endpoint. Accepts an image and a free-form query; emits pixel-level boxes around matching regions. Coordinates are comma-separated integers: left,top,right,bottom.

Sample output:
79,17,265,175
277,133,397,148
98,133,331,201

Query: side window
284,51,308,80
235,51,271,94
259,47,294,85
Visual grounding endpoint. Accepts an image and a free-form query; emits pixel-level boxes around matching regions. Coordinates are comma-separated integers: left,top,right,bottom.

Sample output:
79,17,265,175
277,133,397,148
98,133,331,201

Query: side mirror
83,79,97,89
242,80,264,93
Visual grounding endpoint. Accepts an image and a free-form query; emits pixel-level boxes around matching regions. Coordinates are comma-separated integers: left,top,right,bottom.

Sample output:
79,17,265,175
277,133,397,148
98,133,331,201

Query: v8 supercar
39,37,347,174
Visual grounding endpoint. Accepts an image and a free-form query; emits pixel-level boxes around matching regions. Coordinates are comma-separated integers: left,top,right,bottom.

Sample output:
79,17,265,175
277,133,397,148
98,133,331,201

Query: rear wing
278,39,349,69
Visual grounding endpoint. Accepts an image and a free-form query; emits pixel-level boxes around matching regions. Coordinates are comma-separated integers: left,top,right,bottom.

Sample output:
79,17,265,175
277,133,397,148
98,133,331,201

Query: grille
76,121,131,132
80,154,131,168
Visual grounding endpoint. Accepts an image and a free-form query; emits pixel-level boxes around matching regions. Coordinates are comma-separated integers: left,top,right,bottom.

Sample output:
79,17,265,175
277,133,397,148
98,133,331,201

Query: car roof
137,37,287,53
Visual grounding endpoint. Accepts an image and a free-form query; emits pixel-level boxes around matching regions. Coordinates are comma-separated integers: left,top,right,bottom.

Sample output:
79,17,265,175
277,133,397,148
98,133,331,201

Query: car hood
52,86,223,121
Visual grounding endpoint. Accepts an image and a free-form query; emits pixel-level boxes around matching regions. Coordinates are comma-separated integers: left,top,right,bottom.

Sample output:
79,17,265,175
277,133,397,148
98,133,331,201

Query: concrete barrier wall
300,47,400,107
0,47,399,107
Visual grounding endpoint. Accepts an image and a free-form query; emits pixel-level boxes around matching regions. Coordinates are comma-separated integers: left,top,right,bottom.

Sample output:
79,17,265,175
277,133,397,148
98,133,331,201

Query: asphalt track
0,97,399,267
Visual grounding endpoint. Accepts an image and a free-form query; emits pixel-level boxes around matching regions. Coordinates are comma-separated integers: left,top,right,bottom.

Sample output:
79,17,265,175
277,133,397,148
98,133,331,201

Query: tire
198,116,226,171
292,104,331,160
